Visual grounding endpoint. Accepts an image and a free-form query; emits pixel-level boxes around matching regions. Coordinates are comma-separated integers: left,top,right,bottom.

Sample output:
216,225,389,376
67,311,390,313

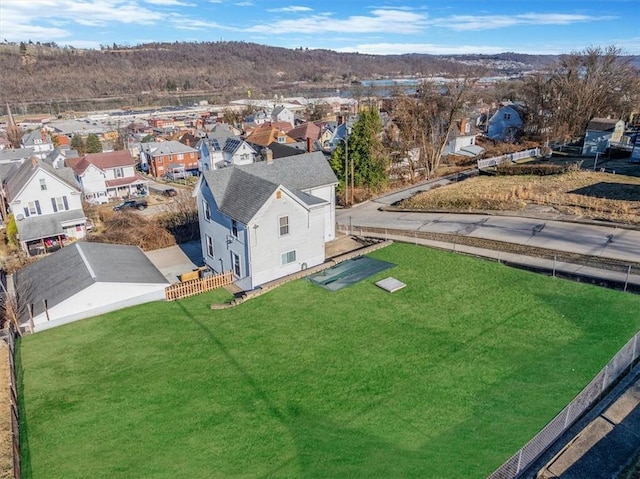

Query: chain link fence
489,331,639,479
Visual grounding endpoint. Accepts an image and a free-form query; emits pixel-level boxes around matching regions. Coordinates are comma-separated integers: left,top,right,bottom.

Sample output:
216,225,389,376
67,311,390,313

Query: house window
277,136,286,143
114,168,124,178
177,153,184,161
52,196,68,212
231,220,238,238
25,200,41,216
504,113,511,120
39,178,47,190
279,216,289,236
203,200,211,221
281,250,296,265
232,252,241,277
206,235,214,258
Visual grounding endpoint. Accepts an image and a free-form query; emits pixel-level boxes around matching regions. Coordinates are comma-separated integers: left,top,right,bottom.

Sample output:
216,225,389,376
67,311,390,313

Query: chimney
31,156,38,168
41,130,46,141
306,137,312,153
460,118,468,135
186,138,190,147
264,148,273,164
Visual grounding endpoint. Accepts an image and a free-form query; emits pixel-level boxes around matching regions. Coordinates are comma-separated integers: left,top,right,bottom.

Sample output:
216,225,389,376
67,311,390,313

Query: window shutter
35,200,41,215
23,207,29,218
63,196,69,210
51,198,58,212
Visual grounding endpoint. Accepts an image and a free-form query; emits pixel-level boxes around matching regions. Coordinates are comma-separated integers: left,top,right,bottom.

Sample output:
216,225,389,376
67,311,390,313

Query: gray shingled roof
140,140,198,156
5,158,80,201
16,209,86,242
587,118,622,132
0,148,35,163
21,129,52,147
202,151,337,225
14,241,169,321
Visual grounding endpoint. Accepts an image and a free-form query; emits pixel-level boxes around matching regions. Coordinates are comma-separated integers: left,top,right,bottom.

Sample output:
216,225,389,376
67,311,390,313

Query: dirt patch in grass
400,171,640,224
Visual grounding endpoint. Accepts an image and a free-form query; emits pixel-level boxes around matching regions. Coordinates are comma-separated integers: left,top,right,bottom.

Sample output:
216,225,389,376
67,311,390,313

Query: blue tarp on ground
307,256,396,292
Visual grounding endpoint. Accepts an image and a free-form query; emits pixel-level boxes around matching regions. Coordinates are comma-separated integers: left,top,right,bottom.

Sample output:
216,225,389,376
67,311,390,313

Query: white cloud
0,0,165,40
267,6,313,13
235,1,253,6
144,0,196,6
432,13,616,31
250,8,428,34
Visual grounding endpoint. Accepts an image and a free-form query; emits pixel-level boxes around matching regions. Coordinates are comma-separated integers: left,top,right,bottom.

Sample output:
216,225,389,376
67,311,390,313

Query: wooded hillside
0,41,555,108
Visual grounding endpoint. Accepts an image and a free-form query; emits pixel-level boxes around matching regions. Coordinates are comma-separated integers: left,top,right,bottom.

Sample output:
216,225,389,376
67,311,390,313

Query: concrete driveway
145,240,203,284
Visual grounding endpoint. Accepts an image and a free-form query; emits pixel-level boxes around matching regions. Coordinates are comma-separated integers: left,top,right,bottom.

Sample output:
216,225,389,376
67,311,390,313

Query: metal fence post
624,265,631,292
553,255,557,277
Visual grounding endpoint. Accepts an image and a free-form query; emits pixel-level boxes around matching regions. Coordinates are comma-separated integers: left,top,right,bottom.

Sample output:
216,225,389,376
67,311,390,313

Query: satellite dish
16,214,24,221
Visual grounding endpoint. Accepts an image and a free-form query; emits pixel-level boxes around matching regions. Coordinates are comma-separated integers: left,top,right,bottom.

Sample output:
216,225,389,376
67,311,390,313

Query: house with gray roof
2,157,86,256
139,140,199,178
13,241,170,332
196,151,338,291
0,147,35,164
582,118,626,156
21,129,54,159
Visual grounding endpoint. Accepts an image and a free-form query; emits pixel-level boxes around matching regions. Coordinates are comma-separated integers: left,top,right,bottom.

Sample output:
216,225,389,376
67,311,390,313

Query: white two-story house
196,151,338,291
21,129,55,160
72,150,148,204
3,158,86,256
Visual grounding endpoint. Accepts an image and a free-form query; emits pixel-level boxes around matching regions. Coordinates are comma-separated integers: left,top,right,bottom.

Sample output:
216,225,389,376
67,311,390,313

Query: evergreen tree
329,107,387,203
70,134,85,154
85,133,103,153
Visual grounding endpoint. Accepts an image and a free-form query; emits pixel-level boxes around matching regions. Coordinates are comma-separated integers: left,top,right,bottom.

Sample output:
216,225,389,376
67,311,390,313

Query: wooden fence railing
165,271,233,301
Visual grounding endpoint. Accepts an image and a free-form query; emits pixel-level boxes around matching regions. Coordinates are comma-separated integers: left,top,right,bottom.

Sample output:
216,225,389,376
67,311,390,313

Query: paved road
336,180,640,264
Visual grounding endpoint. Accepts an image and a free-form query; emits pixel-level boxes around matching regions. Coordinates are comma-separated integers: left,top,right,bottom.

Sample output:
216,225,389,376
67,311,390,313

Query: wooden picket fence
165,271,233,301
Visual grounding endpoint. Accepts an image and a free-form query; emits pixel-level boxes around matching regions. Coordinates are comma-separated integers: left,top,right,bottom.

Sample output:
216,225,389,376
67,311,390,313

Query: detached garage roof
14,241,169,321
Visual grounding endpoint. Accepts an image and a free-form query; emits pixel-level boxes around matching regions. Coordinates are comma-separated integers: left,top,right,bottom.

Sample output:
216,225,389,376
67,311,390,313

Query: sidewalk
345,229,640,291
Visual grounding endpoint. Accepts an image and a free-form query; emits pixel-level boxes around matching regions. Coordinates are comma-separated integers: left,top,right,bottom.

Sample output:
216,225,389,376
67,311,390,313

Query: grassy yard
400,171,640,224
17,243,640,479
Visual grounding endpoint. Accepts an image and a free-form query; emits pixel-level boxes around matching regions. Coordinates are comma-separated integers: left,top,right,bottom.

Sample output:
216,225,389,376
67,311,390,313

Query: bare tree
392,76,478,180
522,46,640,142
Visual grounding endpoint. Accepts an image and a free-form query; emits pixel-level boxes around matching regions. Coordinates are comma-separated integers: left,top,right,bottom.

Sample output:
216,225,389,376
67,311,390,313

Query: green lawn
17,243,640,479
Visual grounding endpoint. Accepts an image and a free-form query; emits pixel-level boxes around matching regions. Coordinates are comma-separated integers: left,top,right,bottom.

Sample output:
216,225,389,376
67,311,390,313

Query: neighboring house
266,142,307,159
271,106,295,128
443,118,485,157
245,125,295,148
3,157,86,256
72,150,148,204
0,147,35,165
196,151,338,291
21,129,55,159
45,147,79,169
222,138,256,167
487,104,525,143
139,140,199,178
196,124,243,172
582,118,626,156
13,241,169,332
320,122,337,149
287,122,321,143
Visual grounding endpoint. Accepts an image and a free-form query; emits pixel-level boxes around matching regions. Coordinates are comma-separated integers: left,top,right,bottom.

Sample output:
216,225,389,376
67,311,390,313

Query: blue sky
1,0,638,55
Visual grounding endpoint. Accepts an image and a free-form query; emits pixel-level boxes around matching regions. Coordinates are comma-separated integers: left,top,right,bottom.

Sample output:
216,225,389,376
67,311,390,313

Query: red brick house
139,140,199,177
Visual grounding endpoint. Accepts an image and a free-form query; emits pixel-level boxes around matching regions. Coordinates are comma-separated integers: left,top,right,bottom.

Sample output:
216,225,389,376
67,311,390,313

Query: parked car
113,199,148,211
162,188,178,197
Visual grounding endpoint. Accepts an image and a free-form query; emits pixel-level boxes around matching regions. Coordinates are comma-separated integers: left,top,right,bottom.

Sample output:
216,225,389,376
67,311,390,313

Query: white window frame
114,167,124,178
203,200,211,221
28,201,38,215
39,178,47,190
232,252,241,277
231,220,238,238
279,215,289,236
206,234,214,258
281,250,296,265
55,197,66,211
